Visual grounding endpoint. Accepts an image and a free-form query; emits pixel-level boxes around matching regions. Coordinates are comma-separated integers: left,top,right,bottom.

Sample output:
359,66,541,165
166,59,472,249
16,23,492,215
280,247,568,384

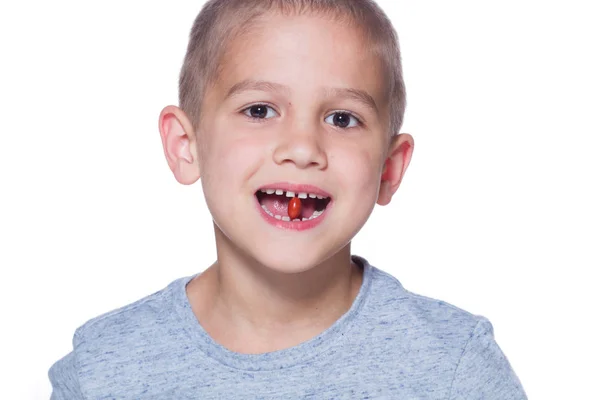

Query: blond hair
179,0,406,137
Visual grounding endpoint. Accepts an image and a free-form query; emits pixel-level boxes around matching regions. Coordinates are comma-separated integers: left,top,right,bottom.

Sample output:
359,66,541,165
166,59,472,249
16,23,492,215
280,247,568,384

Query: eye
242,104,278,121
325,111,361,129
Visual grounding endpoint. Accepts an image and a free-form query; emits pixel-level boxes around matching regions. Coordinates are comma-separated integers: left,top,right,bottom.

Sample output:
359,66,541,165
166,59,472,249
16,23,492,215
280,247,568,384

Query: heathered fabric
49,256,527,399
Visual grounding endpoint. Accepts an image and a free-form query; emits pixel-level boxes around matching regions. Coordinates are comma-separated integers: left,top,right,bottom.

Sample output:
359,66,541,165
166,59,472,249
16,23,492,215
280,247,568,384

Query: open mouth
255,188,332,222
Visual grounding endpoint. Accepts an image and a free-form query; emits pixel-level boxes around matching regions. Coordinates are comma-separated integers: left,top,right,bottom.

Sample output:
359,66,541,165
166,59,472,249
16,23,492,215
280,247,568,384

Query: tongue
299,197,318,219
260,194,317,219
261,194,288,215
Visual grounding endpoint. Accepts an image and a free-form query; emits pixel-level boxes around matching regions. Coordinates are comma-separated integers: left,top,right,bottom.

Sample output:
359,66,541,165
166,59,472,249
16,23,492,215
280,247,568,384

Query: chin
253,236,356,276
251,248,329,275
210,195,359,274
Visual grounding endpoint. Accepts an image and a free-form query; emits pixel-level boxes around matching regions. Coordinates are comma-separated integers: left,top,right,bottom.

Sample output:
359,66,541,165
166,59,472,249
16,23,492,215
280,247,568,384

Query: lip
255,182,332,199
254,197,332,231
254,182,333,231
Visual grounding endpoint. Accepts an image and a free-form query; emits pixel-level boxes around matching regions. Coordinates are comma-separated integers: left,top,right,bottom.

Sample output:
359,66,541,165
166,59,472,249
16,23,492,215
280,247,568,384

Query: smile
254,184,333,230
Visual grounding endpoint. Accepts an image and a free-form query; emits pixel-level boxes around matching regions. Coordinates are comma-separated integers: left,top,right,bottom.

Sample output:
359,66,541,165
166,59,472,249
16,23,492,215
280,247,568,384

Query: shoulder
363,263,488,355
72,274,193,363
362,263,527,397
77,279,174,333
368,265,481,330
49,274,196,397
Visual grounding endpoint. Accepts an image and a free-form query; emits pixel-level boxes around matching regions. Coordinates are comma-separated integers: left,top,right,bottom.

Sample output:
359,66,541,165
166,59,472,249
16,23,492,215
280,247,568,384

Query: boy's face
161,12,412,273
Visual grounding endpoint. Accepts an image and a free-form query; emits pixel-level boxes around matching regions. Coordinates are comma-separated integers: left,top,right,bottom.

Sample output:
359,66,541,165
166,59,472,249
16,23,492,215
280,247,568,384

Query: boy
49,0,527,398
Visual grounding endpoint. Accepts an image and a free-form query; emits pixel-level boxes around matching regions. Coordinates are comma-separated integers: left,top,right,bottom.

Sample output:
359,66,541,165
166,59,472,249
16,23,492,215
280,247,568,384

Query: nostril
272,139,327,170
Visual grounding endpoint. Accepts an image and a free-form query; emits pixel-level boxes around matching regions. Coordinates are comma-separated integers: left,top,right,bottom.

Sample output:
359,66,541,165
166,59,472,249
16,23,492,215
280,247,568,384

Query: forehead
213,11,387,109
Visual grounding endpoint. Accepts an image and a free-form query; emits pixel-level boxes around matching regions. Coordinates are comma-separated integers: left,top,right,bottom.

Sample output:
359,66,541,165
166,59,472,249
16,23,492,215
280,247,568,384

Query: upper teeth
260,189,327,199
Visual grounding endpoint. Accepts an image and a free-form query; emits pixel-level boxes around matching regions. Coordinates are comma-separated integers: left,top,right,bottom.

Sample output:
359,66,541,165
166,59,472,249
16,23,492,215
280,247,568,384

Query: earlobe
377,133,414,206
158,105,201,185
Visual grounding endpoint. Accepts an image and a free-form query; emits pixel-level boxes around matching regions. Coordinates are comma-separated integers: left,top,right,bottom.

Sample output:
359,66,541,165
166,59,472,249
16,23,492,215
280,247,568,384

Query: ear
158,105,201,185
377,133,414,206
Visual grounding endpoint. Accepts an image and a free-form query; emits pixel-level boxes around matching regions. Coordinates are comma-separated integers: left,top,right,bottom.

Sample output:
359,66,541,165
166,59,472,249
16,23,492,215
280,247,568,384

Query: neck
218,248,359,328
187,225,363,352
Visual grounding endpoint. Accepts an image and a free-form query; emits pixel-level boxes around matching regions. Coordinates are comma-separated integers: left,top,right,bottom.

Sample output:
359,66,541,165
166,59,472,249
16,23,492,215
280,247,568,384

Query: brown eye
250,105,267,118
334,113,350,128
243,104,276,120
325,111,360,129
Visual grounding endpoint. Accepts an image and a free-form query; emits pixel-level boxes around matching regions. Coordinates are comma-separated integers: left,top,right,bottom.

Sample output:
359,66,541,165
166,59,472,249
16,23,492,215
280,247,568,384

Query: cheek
204,134,265,189
328,146,381,236
332,146,382,201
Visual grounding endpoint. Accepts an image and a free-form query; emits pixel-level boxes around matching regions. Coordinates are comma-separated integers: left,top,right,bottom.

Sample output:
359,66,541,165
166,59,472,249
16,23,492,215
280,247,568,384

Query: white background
1,0,598,398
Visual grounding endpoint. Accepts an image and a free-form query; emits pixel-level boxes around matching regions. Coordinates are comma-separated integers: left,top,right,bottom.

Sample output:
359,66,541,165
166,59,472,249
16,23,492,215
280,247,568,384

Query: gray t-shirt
49,256,527,399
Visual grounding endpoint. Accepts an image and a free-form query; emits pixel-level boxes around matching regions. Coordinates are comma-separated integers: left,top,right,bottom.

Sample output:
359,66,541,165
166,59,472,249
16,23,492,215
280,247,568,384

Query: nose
272,123,328,170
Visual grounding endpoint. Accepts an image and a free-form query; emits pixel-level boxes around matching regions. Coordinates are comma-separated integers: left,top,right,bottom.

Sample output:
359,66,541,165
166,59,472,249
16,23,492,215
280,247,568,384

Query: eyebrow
225,79,379,114
226,80,291,98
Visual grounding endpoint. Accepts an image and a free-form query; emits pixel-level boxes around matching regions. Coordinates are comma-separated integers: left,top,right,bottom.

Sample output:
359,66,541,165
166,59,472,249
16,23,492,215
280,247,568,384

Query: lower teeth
261,205,324,221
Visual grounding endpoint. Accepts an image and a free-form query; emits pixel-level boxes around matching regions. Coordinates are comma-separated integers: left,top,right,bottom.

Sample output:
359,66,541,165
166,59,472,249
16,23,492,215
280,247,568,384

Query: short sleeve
449,318,528,400
48,350,84,400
